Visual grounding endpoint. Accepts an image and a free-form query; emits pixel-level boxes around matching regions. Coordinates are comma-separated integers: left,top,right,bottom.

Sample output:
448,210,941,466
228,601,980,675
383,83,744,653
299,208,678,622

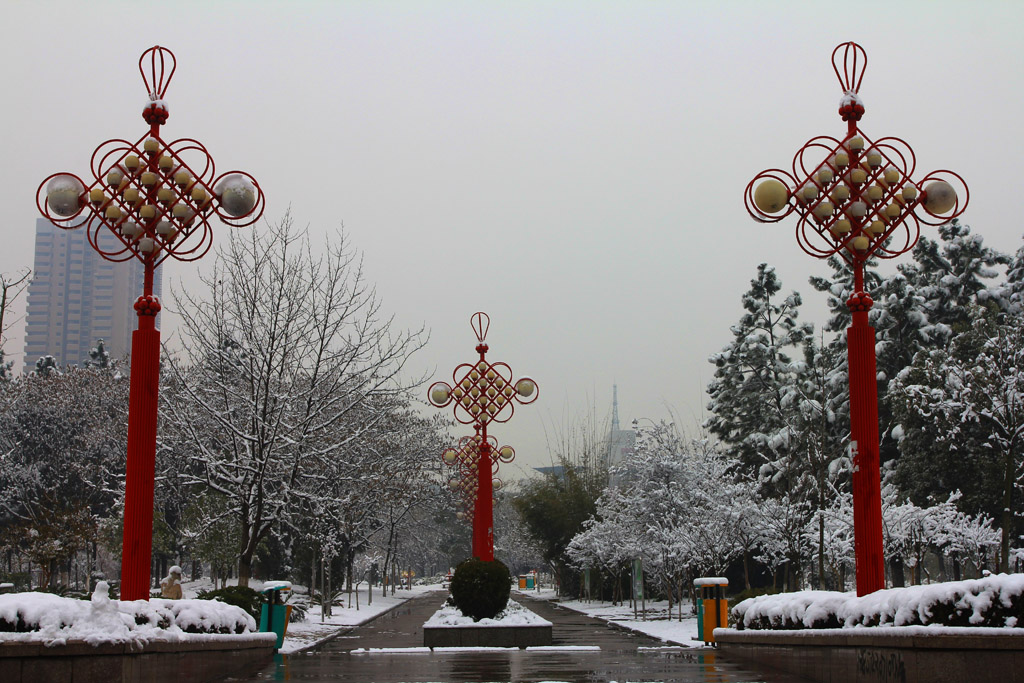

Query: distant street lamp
441,428,515,525
744,42,968,596
37,46,265,600
429,312,537,561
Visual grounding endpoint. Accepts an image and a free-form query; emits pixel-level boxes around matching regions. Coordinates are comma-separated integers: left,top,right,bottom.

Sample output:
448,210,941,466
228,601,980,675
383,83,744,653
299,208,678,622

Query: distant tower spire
611,384,620,432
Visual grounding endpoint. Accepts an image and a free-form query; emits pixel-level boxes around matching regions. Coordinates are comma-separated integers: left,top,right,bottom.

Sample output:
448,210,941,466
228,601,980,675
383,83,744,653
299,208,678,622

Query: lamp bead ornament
35,45,265,602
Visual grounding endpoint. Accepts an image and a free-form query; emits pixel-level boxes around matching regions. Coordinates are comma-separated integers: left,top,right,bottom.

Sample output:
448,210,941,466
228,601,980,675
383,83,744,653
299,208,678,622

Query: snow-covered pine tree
903,220,1008,339
33,355,58,377
705,263,812,494
889,305,1022,570
84,339,111,369
1002,237,1024,314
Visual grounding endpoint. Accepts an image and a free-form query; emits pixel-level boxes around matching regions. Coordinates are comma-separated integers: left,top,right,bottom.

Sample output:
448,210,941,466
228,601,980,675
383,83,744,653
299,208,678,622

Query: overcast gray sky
3,1,1022,476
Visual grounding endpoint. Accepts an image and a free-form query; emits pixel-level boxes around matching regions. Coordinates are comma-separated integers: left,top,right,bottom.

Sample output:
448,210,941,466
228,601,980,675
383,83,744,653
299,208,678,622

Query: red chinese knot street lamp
428,312,537,561
36,46,265,600
744,42,968,596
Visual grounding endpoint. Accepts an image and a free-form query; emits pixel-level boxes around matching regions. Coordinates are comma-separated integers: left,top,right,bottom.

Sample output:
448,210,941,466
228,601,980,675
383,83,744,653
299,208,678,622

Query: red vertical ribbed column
474,439,495,562
847,289,885,596
120,293,161,601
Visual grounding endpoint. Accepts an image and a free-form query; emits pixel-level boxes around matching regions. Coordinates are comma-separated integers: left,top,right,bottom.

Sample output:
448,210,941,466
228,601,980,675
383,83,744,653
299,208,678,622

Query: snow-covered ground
521,588,704,647
274,583,441,654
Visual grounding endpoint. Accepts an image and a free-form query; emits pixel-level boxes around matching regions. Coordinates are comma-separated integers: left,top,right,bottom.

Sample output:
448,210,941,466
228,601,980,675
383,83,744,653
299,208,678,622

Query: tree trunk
889,556,905,587
237,554,252,588
818,514,826,589
1000,448,1013,573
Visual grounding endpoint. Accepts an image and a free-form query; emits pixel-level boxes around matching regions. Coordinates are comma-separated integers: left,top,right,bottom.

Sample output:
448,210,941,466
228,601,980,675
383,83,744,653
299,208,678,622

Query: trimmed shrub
450,558,511,622
732,574,1024,631
196,585,262,621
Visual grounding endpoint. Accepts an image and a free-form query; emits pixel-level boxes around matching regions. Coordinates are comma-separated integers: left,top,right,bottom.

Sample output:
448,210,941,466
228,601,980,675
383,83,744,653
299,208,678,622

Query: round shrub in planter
450,558,511,622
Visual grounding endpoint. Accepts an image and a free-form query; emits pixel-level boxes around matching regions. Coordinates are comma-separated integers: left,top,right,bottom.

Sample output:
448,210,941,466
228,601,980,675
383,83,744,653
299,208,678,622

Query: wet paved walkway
233,591,807,682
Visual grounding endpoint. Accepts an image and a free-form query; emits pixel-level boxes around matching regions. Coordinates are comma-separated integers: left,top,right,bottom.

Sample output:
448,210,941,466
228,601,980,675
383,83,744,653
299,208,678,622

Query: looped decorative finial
832,42,867,94
139,46,176,101
470,312,490,343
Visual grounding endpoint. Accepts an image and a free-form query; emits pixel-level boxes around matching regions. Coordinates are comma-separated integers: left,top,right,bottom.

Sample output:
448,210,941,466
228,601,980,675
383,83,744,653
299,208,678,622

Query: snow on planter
424,600,552,628
732,573,1024,630
0,581,259,647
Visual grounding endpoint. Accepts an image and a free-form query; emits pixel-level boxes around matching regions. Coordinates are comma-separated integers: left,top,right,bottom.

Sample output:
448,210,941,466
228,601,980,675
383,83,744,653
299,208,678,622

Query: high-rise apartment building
23,217,162,373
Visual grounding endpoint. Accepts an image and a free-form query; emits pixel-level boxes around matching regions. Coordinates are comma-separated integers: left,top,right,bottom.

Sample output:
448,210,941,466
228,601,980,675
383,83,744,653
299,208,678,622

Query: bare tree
161,213,428,586
0,268,31,368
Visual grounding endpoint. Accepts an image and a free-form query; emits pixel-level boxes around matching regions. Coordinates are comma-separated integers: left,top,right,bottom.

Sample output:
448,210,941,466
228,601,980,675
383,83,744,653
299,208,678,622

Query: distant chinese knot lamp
428,313,537,561
37,46,265,600
744,42,968,595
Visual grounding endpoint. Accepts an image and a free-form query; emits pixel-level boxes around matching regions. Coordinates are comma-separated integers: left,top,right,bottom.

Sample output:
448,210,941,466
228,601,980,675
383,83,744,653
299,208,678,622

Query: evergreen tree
705,264,812,493
1002,237,1024,314
33,355,59,377
889,306,1009,549
903,220,1008,340
84,339,111,369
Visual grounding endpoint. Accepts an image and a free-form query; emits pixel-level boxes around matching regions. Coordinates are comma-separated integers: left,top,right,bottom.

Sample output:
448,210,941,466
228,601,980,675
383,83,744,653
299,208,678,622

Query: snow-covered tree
903,220,1007,339
161,214,428,586
891,308,1023,571
33,355,59,377
84,339,111,369
0,367,128,586
705,263,812,493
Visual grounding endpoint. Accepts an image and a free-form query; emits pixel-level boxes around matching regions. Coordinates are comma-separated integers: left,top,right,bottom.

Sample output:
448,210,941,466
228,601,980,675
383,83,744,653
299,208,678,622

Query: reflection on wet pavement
230,591,806,683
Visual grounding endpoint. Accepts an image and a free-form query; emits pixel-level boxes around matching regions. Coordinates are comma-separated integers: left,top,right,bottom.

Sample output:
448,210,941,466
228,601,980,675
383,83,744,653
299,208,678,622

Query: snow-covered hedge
732,574,1024,630
0,581,257,646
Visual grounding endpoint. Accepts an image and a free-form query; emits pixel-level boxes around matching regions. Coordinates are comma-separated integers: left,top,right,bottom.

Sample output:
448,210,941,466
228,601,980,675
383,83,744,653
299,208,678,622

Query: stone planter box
716,627,1024,683
0,633,276,683
423,600,553,648
424,623,552,648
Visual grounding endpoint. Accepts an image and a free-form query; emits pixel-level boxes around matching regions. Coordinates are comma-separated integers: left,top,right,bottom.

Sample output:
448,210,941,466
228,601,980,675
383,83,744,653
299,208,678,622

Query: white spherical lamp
46,175,84,217
753,179,789,214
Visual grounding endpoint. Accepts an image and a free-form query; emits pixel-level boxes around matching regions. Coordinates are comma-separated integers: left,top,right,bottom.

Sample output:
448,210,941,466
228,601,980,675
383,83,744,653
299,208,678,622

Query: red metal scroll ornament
744,42,968,597
36,46,265,601
428,313,537,561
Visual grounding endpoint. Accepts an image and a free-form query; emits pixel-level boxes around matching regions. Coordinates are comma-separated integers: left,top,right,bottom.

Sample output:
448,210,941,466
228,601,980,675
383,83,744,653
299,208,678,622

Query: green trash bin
259,581,293,650
526,573,535,590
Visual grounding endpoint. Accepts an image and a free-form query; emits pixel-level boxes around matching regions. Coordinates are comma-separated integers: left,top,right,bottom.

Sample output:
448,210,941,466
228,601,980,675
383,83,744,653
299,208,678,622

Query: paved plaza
235,591,805,683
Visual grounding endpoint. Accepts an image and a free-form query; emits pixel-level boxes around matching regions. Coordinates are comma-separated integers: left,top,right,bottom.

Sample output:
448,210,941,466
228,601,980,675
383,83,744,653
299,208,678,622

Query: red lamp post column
429,312,537,562
745,42,969,596
37,46,265,600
